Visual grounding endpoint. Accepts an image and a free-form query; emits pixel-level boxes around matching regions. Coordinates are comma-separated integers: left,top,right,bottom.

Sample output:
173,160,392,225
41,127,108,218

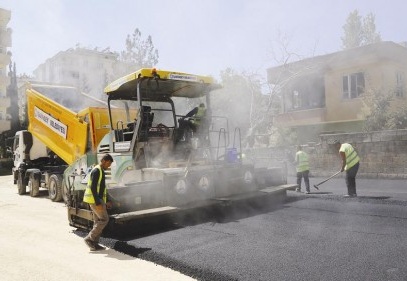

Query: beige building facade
33,47,133,99
267,41,407,142
0,8,12,133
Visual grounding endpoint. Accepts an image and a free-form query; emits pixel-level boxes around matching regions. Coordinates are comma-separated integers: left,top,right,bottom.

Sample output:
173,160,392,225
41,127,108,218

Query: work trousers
85,202,109,243
345,162,359,196
297,170,310,192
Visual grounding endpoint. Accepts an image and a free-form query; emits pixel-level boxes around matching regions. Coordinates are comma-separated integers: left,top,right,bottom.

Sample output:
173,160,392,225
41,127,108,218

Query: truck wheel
48,174,63,202
61,178,69,204
17,171,26,195
28,174,40,197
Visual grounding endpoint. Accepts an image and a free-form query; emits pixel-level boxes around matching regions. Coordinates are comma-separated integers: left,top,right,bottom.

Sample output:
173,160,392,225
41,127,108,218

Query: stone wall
305,129,407,179
244,129,407,179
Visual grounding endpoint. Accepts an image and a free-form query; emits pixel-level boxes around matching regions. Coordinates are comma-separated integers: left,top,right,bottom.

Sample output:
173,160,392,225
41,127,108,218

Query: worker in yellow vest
177,103,207,142
295,145,311,194
83,153,114,251
334,140,360,197
189,103,207,132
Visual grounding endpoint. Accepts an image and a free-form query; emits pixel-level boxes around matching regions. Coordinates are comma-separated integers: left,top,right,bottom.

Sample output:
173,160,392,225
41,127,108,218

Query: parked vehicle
12,84,110,202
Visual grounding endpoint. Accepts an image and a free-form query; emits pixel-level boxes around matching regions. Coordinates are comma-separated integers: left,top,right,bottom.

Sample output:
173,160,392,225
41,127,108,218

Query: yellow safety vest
340,143,360,170
83,165,107,204
191,106,206,125
296,151,309,172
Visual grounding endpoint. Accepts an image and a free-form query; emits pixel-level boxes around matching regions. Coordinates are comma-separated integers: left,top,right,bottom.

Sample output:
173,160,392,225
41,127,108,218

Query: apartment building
267,41,407,142
33,46,133,99
0,8,12,133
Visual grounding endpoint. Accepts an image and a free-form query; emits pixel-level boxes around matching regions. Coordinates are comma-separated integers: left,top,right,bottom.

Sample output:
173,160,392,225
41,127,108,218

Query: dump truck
12,83,110,202
66,68,296,230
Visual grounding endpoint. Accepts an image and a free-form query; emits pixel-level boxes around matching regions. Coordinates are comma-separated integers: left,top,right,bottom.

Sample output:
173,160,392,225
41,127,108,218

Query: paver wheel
28,174,40,197
48,174,63,202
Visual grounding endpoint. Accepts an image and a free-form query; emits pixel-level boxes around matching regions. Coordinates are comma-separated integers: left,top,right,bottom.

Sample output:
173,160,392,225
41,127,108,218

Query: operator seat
139,106,154,141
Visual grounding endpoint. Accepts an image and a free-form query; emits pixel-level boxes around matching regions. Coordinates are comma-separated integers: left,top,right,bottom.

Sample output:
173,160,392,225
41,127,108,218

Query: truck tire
48,174,63,202
17,171,26,195
28,174,40,197
61,178,69,204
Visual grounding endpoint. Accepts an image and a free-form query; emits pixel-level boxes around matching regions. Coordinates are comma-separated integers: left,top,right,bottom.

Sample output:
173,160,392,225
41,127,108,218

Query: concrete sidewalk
0,175,195,281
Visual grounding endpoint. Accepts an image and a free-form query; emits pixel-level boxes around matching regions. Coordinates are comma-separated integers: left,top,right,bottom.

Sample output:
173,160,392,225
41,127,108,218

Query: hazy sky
1,0,407,79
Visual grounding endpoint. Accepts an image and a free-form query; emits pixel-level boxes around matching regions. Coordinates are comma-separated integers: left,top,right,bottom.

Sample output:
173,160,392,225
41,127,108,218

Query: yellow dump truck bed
26,86,110,165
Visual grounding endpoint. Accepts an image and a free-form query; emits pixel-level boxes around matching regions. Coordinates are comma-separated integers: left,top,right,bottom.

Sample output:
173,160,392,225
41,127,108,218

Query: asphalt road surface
2,173,407,281
103,176,407,281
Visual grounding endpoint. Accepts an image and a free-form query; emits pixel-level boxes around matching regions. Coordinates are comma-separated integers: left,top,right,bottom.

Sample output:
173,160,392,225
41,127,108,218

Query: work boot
84,238,96,251
94,243,106,250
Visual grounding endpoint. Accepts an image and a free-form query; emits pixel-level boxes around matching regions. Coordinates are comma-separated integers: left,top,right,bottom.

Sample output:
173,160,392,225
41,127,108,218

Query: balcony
274,107,327,127
0,28,12,46
0,9,11,24
0,52,11,66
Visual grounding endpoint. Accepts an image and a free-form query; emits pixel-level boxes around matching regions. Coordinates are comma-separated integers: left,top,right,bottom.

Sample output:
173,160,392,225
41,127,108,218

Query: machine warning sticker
34,107,68,139
168,73,198,82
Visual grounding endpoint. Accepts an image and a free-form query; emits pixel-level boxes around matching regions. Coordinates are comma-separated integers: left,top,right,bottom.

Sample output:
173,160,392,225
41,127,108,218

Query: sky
1,0,407,80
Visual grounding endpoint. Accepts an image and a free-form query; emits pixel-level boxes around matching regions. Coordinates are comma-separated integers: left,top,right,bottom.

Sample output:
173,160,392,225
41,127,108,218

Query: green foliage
362,13,382,44
362,88,407,131
120,28,159,68
387,107,407,129
273,126,298,147
341,10,381,49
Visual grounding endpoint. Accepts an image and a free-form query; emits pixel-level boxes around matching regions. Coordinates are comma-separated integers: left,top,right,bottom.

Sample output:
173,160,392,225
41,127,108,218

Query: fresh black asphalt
92,177,407,281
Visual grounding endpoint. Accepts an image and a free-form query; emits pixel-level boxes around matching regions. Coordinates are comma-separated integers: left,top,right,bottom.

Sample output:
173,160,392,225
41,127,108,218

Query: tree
211,68,276,147
120,28,159,68
341,10,381,49
362,13,381,45
362,89,392,132
362,88,407,132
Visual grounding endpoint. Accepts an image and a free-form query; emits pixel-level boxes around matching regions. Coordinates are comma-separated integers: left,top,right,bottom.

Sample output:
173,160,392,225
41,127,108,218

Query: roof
104,68,221,100
267,41,407,82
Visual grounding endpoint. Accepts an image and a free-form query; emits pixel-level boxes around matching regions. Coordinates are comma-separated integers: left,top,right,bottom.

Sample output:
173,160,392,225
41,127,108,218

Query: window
342,72,365,99
396,72,404,97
